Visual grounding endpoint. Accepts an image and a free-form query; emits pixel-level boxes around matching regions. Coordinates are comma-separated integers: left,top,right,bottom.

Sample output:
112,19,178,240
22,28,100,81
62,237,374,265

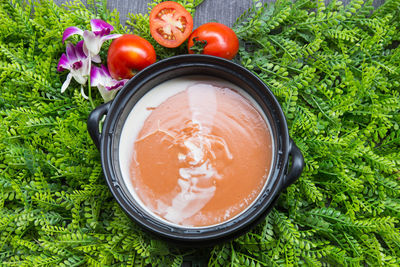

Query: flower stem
87,57,95,109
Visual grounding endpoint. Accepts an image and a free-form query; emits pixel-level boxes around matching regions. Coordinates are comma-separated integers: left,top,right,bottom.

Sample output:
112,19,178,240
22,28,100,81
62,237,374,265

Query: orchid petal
91,54,101,63
66,43,78,62
90,19,114,32
61,73,73,93
106,80,127,91
70,59,89,85
57,53,69,72
101,34,122,41
82,30,102,56
75,40,87,59
62,26,83,43
80,86,89,99
90,65,104,87
82,58,91,77
98,85,118,103
101,64,110,76
82,44,89,57
101,86,115,102
71,60,89,84
72,72,88,85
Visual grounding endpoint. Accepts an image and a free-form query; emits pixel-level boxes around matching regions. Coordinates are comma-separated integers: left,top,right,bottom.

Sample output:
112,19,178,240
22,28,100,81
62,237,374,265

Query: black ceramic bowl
87,55,303,246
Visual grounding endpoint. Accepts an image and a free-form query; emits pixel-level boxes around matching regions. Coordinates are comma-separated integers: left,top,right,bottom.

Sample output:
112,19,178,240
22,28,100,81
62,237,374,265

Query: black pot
87,55,304,246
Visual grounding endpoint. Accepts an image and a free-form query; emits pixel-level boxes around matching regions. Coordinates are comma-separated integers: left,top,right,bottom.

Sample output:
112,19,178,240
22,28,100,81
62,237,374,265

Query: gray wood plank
54,0,385,28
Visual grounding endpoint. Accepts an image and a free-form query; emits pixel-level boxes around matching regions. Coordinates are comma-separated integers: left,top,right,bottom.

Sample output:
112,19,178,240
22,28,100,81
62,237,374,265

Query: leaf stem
267,36,295,60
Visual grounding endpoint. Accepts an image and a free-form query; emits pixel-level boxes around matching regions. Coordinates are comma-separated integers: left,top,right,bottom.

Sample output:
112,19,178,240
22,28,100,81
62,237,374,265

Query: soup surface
123,76,273,227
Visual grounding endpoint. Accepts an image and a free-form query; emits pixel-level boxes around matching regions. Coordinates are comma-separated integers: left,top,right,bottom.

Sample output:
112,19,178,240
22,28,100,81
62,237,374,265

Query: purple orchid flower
91,65,128,102
62,19,121,62
57,40,90,95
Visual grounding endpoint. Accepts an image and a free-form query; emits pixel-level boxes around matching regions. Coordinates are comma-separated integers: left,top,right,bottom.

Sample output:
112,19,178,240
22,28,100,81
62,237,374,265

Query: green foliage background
0,0,399,266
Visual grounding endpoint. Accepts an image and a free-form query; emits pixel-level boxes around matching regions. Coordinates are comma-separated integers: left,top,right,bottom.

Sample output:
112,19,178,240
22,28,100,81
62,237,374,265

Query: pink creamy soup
128,79,273,227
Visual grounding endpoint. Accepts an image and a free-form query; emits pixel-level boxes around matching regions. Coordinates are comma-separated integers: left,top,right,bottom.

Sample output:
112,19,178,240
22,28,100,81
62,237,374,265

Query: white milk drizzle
158,84,233,224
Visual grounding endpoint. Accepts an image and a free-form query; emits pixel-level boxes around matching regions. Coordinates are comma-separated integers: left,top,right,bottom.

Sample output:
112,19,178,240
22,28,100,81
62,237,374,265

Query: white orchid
91,65,128,102
62,19,122,62
57,40,90,96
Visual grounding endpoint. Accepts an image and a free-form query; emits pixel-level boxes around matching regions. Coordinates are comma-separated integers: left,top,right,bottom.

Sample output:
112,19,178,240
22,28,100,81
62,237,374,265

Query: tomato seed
175,17,186,32
157,8,175,18
157,28,175,40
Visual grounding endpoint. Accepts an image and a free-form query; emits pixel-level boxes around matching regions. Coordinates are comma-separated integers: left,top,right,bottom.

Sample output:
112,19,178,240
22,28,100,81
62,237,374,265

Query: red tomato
188,22,239,60
149,1,193,48
107,34,156,80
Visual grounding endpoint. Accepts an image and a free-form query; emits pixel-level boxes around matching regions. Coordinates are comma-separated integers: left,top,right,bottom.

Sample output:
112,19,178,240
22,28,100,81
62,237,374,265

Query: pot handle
87,101,111,150
282,139,304,190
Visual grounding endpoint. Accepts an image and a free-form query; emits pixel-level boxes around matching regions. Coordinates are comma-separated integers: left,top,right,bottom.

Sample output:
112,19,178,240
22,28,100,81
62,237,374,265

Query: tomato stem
189,37,207,54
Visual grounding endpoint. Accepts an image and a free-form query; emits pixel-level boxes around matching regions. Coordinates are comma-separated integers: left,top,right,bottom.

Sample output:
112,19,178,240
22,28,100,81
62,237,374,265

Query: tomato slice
149,1,193,48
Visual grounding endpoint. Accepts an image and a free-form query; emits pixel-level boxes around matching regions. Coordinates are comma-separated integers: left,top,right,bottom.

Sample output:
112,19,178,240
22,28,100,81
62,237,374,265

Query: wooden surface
55,0,385,28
